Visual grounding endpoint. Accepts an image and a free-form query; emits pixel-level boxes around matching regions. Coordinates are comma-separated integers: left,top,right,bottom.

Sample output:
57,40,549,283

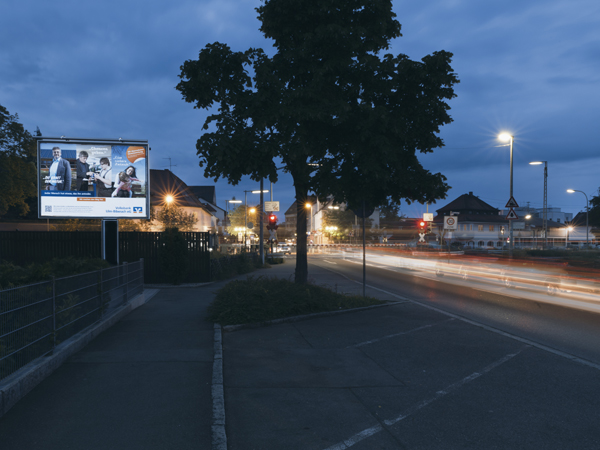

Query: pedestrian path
0,286,216,450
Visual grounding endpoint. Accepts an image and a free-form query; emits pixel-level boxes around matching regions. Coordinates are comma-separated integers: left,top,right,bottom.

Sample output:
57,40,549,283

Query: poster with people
38,138,150,219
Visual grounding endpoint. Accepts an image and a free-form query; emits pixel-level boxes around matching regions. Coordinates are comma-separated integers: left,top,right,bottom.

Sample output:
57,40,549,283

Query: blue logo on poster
133,207,143,213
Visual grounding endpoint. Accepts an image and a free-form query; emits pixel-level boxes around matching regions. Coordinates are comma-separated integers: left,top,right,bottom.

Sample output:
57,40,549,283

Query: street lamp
305,203,313,237
243,189,269,251
566,226,573,248
499,133,514,256
529,161,548,249
226,198,242,230
567,189,589,249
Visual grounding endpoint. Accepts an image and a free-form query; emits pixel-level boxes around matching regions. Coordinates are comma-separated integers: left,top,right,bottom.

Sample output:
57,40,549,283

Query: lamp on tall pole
499,133,515,257
529,161,548,249
567,189,589,250
243,189,269,252
226,198,242,231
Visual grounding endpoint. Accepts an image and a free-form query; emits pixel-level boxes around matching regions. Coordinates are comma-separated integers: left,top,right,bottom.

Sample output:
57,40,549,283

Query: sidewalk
2,260,600,449
0,285,218,450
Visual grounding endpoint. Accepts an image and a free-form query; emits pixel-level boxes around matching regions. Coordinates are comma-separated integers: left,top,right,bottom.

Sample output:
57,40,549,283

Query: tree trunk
294,184,309,284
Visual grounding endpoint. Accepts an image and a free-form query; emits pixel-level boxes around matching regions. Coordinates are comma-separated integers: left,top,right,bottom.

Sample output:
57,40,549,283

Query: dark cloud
1,0,599,218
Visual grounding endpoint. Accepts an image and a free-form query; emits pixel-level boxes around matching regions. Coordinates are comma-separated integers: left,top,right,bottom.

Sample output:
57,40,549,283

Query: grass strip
207,276,385,325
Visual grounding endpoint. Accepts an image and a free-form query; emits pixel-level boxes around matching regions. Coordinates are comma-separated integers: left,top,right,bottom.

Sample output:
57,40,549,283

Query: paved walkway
0,285,218,450
1,259,600,450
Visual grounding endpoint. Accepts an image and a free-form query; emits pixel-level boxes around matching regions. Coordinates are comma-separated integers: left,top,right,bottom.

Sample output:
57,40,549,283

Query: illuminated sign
37,138,150,219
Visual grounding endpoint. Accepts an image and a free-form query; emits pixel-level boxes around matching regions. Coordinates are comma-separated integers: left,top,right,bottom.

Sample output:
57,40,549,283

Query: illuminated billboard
37,138,150,219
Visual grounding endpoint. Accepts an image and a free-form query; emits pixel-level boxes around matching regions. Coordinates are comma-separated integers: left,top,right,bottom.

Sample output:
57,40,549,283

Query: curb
144,282,215,289
212,324,227,450
221,301,405,332
0,289,159,418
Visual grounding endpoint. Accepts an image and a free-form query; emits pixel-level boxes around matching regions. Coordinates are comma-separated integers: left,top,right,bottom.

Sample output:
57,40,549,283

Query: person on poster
76,151,90,191
89,157,113,197
112,165,140,198
45,146,72,191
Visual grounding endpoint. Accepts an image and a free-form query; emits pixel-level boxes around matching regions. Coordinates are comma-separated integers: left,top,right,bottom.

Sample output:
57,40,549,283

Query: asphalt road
313,252,600,366
223,259,600,449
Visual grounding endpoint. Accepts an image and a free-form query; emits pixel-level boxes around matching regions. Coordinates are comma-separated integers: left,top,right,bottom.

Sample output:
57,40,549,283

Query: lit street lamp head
498,133,513,142
165,195,174,204
529,161,544,165
567,189,575,193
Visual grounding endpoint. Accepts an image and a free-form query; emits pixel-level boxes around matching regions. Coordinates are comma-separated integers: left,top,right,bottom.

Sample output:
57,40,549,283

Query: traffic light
417,220,427,232
267,214,278,230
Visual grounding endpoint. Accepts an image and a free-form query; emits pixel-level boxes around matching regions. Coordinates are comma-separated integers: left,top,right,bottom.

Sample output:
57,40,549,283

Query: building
432,192,585,248
187,186,226,233
149,169,216,232
284,197,380,244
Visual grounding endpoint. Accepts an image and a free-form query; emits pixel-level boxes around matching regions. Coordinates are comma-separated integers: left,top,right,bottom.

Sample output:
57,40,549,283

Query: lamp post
567,189,589,249
305,203,313,242
226,198,242,232
499,133,514,257
243,190,268,251
529,161,548,249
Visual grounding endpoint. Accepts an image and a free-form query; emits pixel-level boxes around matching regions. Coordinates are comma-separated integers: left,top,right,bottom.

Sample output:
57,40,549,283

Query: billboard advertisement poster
37,138,150,219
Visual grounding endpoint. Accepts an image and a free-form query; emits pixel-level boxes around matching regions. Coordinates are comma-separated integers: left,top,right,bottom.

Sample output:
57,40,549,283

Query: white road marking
323,348,526,450
347,321,453,348
323,424,383,450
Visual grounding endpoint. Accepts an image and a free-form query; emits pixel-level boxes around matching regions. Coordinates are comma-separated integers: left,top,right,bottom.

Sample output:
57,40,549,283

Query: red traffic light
417,220,427,231
268,214,277,224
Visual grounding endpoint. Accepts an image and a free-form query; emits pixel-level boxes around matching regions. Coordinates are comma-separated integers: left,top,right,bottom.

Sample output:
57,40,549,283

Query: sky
2,0,599,220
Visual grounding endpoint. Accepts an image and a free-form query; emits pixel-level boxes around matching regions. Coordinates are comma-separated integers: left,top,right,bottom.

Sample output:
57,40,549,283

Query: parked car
277,245,292,255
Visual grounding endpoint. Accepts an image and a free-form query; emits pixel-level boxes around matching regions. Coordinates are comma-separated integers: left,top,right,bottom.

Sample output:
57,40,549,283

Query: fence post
99,267,104,317
52,276,56,349
140,258,144,291
123,262,128,303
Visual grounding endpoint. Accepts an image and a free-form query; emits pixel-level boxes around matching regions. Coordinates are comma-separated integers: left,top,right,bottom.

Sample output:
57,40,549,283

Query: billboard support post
102,219,119,265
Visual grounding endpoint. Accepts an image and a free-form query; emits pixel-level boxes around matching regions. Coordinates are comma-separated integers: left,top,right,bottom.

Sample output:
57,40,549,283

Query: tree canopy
176,0,459,283
0,104,37,217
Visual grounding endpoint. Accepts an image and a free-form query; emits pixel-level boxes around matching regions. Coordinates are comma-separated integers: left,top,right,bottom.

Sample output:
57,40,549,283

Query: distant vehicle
277,245,292,255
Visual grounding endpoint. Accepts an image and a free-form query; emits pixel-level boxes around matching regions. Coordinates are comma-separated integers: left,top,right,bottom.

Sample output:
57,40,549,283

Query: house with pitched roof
432,192,573,248
149,169,216,232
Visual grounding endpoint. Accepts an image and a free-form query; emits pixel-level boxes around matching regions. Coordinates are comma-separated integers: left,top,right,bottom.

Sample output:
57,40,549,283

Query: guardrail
0,260,144,381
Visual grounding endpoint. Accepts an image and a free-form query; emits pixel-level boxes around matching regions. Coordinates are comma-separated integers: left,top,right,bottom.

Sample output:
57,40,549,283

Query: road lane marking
347,320,453,348
323,348,527,450
313,260,600,370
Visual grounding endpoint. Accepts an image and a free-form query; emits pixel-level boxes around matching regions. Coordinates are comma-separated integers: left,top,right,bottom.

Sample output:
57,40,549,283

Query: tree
176,0,458,283
0,104,37,217
587,189,600,228
156,203,197,231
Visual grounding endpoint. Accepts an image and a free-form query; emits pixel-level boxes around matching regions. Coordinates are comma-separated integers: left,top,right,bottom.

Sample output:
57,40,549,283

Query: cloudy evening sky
1,0,599,219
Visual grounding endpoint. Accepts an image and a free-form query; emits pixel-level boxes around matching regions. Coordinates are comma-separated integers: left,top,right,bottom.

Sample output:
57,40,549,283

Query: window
478,225,484,232
497,241,502,247
489,225,495,232
487,241,494,247
478,241,484,247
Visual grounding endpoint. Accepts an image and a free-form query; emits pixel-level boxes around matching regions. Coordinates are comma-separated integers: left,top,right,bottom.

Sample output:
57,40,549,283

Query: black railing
0,260,144,381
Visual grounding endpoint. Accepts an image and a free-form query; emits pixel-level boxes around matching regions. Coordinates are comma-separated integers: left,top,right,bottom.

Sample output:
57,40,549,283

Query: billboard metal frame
36,137,150,220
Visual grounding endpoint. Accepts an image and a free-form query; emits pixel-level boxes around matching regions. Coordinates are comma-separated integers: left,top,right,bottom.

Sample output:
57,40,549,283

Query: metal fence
0,231,210,284
0,260,144,381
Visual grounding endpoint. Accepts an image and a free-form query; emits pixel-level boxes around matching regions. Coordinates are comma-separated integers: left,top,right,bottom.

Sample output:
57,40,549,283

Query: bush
158,227,189,285
210,253,262,281
207,276,385,325
0,257,110,289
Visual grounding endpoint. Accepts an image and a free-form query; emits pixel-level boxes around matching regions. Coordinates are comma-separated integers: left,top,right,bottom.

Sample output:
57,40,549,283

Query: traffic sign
265,201,280,212
505,197,519,208
444,216,457,230
423,213,434,222
506,209,518,220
